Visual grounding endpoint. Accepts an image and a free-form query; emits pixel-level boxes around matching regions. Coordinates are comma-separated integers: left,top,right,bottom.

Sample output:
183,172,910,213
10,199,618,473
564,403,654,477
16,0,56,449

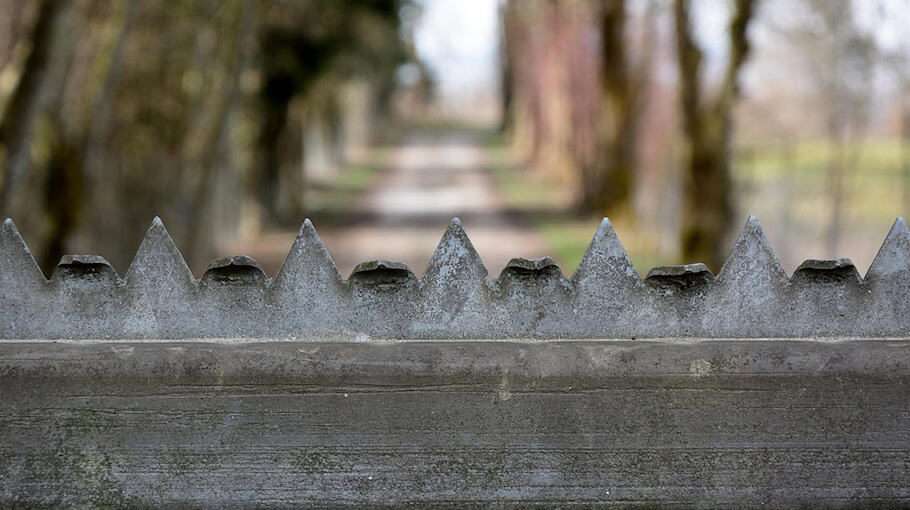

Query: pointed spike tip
0,218,26,243
422,215,487,280
126,215,194,285
296,218,317,238
292,218,327,247
437,217,471,242
890,216,910,239
588,216,624,252
742,215,764,234
735,214,768,239
144,217,169,237
1,218,20,235
572,216,638,283
273,217,342,286
0,218,48,284
866,217,910,279
717,214,787,281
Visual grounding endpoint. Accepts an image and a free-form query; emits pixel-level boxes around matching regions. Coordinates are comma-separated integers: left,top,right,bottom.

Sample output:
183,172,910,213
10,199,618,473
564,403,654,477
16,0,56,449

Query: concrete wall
2,215,910,505
1,339,908,507
2,216,910,340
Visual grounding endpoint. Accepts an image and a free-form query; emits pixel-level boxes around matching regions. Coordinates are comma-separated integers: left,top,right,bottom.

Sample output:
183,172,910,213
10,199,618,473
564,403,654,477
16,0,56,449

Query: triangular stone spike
708,216,790,337
565,218,646,338
271,218,343,288
265,219,347,339
414,218,492,337
717,215,788,284
124,217,196,290
0,218,47,288
422,217,488,283
571,218,639,284
866,217,910,281
862,217,910,336
120,218,197,338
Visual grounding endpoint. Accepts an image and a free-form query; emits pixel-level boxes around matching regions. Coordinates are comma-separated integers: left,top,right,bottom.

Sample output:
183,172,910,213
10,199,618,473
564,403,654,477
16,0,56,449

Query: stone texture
865,217,910,336
0,215,908,339
3,215,910,506
1,339,909,507
202,255,269,286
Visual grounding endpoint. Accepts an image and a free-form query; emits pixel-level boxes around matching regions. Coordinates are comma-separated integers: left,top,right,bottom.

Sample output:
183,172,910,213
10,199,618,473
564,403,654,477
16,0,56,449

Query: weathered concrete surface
1,338,908,507
3,216,910,340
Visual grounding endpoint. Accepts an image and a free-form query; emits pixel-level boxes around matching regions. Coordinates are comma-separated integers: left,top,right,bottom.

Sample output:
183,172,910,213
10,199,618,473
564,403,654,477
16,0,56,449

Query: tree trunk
675,0,756,270
594,0,631,215
498,2,514,134
258,101,289,222
578,0,655,218
37,1,136,272
0,0,65,217
183,0,254,264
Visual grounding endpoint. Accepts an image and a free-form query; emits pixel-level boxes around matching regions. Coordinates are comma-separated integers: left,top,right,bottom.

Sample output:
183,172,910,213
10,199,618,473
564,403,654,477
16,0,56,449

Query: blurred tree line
500,0,906,271
0,0,421,273
501,0,756,270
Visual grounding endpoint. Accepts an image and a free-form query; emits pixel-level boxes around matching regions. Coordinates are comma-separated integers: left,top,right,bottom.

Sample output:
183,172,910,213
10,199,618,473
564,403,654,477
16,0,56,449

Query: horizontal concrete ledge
2,339,910,507
2,337,910,380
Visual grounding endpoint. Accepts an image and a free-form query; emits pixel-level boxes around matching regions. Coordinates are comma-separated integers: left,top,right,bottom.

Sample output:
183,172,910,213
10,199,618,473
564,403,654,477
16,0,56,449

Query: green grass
734,138,908,224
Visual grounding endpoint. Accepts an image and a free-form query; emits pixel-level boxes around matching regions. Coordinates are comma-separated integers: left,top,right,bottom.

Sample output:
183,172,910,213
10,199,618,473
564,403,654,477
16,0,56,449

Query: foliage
0,0,419,273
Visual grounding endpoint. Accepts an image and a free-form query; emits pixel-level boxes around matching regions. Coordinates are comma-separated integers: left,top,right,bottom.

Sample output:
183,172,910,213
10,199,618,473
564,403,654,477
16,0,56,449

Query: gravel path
234,132,550,278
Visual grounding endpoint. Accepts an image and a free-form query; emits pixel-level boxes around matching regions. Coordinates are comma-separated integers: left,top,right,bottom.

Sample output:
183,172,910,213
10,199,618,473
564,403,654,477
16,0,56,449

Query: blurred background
0,0,907,279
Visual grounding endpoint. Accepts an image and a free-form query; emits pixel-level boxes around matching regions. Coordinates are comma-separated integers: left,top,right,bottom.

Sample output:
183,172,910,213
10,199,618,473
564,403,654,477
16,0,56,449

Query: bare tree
792,0,876,256
183,0,256,264
580,0,655,217
0,0,66,218
674,0,758,270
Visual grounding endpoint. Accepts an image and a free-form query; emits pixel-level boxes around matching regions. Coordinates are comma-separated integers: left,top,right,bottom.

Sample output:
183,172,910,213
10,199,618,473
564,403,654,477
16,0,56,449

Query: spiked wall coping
3,216,910,507
1,215,909,339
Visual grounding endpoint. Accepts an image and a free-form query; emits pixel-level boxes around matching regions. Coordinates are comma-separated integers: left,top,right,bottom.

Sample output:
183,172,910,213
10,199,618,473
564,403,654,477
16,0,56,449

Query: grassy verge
733,139,908,224
303,146,393,220
486,134,909,275
483,134,676,275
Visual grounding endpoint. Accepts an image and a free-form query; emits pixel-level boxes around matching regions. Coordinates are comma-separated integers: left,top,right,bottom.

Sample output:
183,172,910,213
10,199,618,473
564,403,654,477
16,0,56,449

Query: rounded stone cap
792,258,860,283
645,263,713,288
349,260,415,285
505,256,560,272
52,254,118,282
203,255,268,285
794,258,854,272
646,263,711,279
